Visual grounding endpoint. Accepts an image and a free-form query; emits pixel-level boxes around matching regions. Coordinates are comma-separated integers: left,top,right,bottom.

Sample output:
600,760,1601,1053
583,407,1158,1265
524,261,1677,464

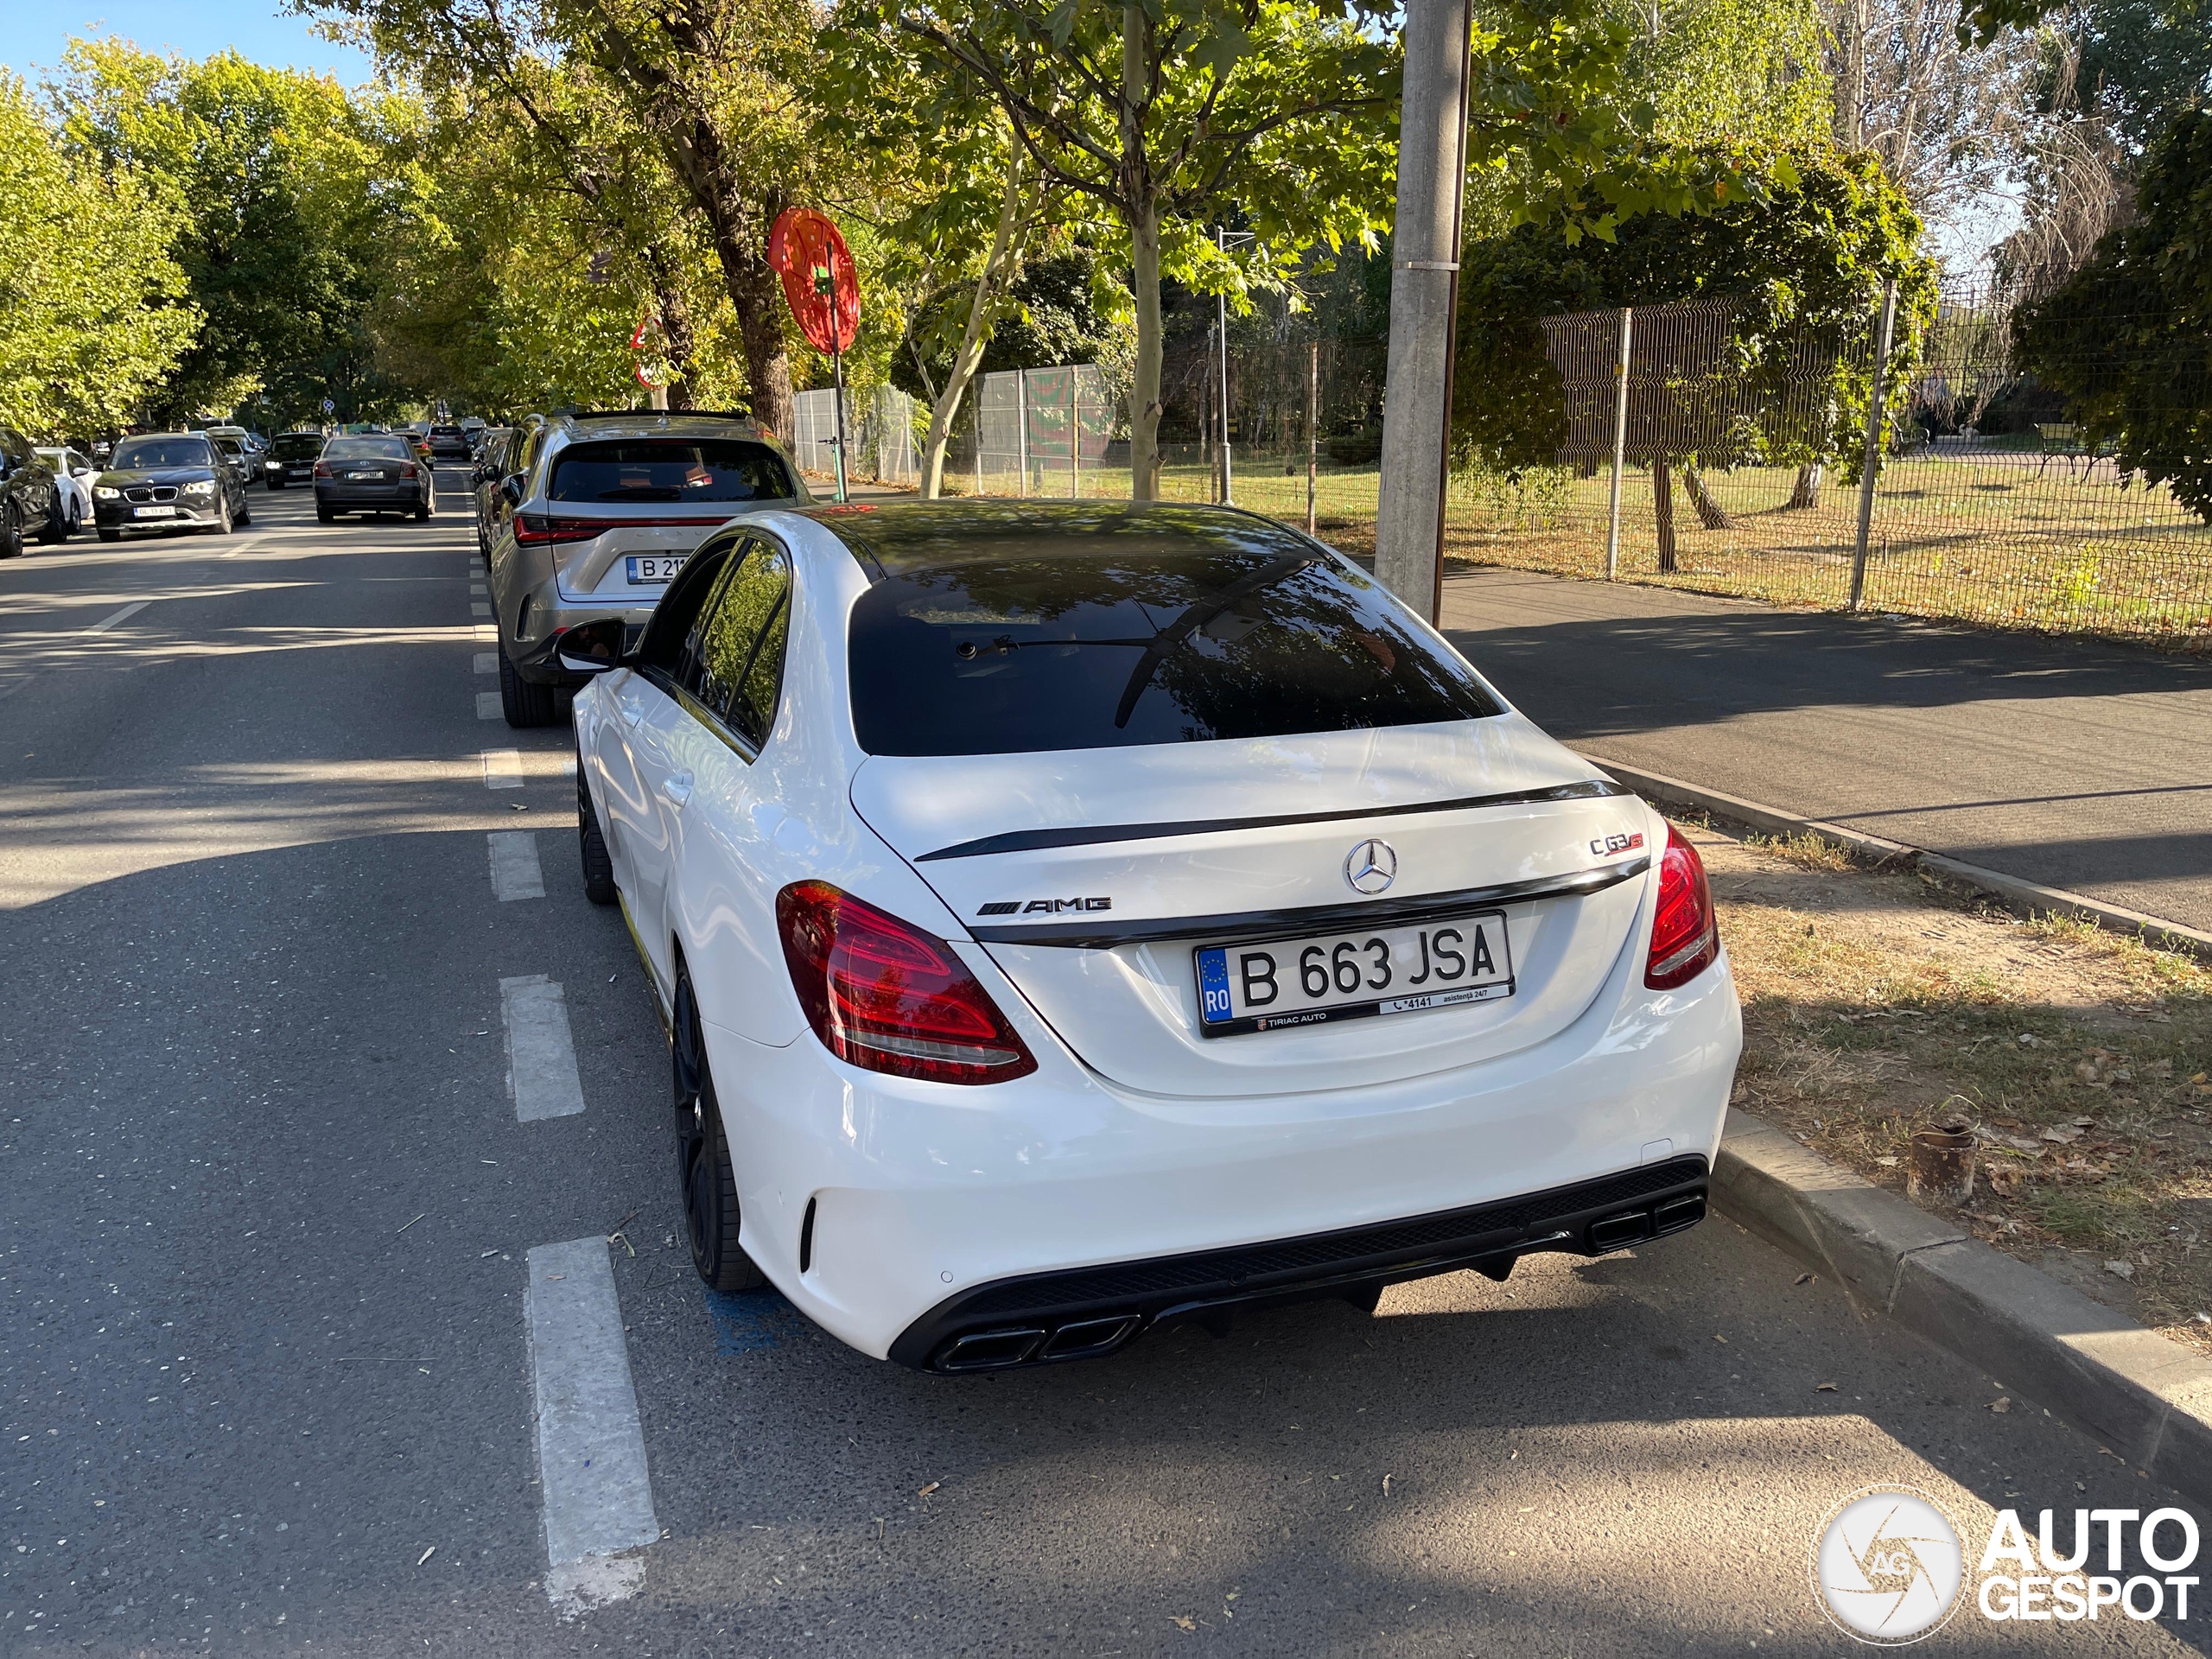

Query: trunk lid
852,717,1655,1098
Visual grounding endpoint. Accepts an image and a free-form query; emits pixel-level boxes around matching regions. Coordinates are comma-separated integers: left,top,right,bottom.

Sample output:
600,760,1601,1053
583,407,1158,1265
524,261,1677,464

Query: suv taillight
776,880,1038,1084
1645,824,1719,989
512,512,606,546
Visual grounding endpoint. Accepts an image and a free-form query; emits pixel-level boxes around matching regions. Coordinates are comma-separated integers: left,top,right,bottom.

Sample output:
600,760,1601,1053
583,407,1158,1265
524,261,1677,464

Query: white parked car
35,448,97,534
564,502,1740,1373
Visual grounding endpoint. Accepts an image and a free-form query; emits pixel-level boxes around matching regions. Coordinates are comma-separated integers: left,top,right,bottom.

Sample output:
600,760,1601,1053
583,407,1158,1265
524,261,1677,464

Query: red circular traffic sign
767,208,860,354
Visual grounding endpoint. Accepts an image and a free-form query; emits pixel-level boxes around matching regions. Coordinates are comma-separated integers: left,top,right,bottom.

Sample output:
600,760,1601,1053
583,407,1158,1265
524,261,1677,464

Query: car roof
555,411,769,443
798,499,1318,579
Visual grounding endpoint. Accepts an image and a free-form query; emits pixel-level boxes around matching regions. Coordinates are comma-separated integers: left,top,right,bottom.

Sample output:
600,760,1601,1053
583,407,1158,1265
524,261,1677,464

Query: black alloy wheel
497,638,559,728
672,970,767,1293
576,754,618,906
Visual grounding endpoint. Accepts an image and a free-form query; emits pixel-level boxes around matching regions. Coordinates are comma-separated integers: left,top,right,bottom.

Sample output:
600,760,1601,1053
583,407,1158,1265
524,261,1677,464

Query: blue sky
0,0,376,84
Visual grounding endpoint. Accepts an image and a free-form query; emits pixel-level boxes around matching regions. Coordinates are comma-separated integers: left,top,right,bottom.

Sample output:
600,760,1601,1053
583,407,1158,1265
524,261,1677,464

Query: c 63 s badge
1591,830,1646,858
976,896,1113,918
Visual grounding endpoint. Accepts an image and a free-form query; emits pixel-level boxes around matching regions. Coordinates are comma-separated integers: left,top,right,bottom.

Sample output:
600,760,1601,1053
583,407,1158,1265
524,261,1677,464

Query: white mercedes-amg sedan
559,500,1740,1373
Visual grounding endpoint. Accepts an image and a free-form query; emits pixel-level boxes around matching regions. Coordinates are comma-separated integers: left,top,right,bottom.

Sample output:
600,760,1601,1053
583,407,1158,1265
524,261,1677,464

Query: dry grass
1691,819,2212,1353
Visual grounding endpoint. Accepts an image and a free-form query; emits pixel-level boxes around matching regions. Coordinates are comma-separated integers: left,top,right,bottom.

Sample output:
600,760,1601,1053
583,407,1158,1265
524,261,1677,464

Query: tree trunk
1654,458,1678,572
1786,462,1823,509
645,245,696,410
1683,466,1734,529
1122,3,1163,500
920,147,1032,499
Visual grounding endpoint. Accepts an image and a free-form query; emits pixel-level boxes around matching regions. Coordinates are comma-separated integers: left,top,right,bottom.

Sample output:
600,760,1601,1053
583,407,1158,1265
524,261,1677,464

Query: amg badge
976,896,1114,917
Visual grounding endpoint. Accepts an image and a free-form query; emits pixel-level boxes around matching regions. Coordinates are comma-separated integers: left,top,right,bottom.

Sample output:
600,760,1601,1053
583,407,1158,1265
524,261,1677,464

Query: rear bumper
316,482,429,508
694,923,1742,1366
889,1155,1710,1371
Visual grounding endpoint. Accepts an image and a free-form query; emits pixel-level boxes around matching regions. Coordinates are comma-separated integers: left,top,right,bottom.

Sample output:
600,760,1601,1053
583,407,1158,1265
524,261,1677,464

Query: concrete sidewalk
1439,567,2212,933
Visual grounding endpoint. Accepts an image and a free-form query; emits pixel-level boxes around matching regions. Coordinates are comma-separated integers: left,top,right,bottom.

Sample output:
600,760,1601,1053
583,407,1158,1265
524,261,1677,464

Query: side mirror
554,618,627,674
500,475,524,507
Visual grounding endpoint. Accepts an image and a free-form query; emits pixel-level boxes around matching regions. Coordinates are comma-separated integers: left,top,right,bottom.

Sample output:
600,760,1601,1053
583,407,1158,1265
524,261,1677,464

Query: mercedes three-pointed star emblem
1344,837,1397,895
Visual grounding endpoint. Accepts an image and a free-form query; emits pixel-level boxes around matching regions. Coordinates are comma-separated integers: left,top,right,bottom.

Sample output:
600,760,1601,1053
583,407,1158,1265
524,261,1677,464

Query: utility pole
1373,0,1473,622
1214,226,1255,505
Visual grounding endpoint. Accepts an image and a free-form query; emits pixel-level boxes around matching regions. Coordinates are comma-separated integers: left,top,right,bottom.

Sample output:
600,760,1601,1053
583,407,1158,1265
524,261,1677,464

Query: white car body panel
572,505,1742,1369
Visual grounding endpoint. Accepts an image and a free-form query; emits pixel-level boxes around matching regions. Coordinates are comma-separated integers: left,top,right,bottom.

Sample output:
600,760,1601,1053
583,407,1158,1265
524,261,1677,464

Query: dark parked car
92,433,251,541
0,428,62,556
315,435,433,522
427,423,472,461
267,431,326,489
470,427,513,554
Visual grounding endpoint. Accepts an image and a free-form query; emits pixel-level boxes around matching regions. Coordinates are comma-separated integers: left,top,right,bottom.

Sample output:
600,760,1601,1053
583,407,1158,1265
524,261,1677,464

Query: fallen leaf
1989,1397,2012,1414
1713,1334,1728,1344
1170,1616,1196,1632
1817,1382,1838,1392
2041,1125,2082,1144
1794,1273,1815,1286
2105,1260,2135,1281
917,1482,939,1499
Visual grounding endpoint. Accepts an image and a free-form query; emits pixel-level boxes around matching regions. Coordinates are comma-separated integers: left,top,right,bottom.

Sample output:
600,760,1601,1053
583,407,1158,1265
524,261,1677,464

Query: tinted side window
691,543,791,746
636,542,733,675
728,588,791,750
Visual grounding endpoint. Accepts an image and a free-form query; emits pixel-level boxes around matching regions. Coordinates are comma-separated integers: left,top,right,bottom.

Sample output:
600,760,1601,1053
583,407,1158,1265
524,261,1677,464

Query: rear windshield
549,439,792,504
844,510,1503,756
430,425,464,437
325,437,411,461
111,437,213,469
272,434,324,459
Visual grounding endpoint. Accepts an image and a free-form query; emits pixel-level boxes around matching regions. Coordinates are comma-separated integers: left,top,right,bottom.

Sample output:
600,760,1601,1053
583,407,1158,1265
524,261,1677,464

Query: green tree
839,0,1399,497
1452,146,1935,562
51,42,427,428
2013,106,2212,522
0,72,197,436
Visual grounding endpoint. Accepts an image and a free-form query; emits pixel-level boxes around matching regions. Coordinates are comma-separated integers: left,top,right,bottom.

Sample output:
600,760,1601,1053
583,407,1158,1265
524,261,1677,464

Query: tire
414,495,430,521
38,495,66,544
497,638,558,728
316,505,334,524
0,502,22,559
213,494,233,536
268,479,284,491
97,527,120,543
235,493,251,527
673,971,767,1293
577,757,618,906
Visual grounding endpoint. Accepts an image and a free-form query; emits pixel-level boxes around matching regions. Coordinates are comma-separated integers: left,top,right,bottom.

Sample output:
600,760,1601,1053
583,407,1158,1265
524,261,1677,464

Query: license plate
347,470,380,480
1195,910,1514,1037
626,555,685,584
133,505,178,518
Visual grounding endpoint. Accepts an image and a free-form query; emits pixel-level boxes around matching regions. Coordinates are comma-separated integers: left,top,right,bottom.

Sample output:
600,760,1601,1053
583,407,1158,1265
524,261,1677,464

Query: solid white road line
524,1236,659,1618
476,691,502,721
500,975,586,1121
487,830,544,901
474,625,496,645
482,748,524,788
85,601,149,634
474,652,496,674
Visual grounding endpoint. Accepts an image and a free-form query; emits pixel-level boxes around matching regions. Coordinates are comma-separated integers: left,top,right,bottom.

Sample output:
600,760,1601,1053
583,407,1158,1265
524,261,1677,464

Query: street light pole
1214,226,1255,507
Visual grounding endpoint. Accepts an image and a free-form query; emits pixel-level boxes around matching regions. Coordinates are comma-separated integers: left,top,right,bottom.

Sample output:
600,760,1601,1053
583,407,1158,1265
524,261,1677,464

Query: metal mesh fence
791,385,919,486
922,279,2209,646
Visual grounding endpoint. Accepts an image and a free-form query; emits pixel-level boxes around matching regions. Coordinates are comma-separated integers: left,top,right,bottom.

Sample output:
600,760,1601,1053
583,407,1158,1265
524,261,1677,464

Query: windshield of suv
272,434,324,460
111,437,213,470
842,505,1504,757
325,437,412,461
549,438,793,504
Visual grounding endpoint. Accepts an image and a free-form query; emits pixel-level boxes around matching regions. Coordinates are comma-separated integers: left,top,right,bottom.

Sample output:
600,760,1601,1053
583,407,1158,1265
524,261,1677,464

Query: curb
1581,753,2212,959
1714,1108,2212,1503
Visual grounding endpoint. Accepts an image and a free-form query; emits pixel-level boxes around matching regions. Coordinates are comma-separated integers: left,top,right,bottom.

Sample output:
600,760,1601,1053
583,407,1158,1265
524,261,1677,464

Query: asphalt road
1440,568,2212,935
3,481,2208,1656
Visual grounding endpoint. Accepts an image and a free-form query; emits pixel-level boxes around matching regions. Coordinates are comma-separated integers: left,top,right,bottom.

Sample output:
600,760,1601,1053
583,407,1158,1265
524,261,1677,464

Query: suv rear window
549,439,792,504
843,506,1503,757
272,434,324,459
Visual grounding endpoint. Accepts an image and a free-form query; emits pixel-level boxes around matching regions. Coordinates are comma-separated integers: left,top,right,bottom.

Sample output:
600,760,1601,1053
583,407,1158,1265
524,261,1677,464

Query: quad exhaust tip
935,1313,1142,1373
1590,1192,1706,1253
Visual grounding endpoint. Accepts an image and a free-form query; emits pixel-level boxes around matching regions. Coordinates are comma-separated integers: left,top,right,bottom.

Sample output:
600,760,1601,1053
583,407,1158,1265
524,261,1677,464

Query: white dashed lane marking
487,831,544,901
524,1237,658,1617
85,601,149,634
476,692,502,721
472,602,492,617
482,749,524,788
500,975,585,1121
474,652,496,674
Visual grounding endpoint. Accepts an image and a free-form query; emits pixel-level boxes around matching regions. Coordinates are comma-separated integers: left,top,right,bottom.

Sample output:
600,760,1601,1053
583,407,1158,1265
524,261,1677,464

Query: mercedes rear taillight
777,880,1038,1084
1644,824,1719,989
